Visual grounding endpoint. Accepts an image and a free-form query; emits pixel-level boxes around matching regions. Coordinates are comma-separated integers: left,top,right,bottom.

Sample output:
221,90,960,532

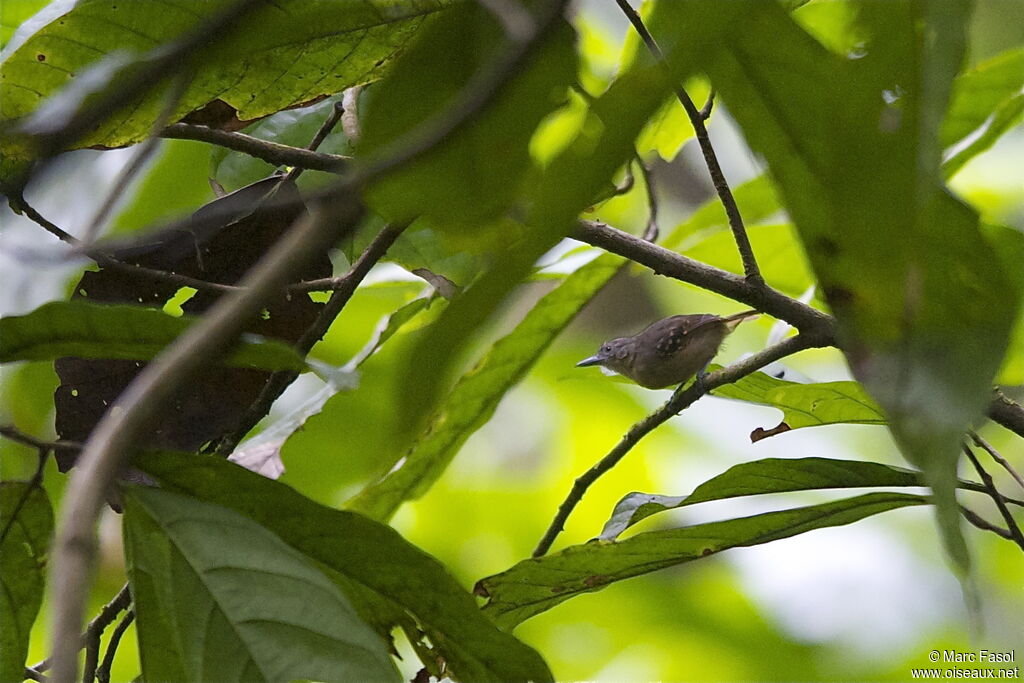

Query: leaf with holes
51,177,330,471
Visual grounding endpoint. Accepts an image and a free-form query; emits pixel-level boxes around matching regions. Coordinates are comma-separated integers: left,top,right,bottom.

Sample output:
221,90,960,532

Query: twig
962,444,1024,550
533,333,822,557
0,426,50,544
25,667,49,683
162,123,350,174
96,610,134,683
970,431,1024,491
613,0,762,284
285,100,348,183
48,197,365,683
83,72,193,244
636,155,659,241
960,505,1015,541
698,89,715,120
214,222,407,456
80,584,132,683
12,199,241,294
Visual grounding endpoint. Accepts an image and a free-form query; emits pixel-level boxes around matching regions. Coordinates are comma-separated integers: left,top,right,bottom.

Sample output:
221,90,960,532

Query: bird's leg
693,362,711,395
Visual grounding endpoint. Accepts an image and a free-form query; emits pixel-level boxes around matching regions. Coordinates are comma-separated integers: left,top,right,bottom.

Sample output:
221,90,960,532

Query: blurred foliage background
1,0,1023,680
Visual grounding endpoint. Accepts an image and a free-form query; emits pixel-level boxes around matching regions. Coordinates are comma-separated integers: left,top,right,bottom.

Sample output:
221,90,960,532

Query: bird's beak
576,355,603,368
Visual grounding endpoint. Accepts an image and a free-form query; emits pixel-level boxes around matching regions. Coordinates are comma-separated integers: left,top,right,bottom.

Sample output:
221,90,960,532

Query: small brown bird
576,310,759,389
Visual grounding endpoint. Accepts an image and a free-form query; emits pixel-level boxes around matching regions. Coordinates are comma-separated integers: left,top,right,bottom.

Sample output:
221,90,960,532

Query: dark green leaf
0,0,450,156
600,457,924,540
123,486,399,683
479,492,927,629
0,482,53,683
348,253,626,521
712,372,886,432
0,300,306,371
133,452,553,683
665,0,1021,575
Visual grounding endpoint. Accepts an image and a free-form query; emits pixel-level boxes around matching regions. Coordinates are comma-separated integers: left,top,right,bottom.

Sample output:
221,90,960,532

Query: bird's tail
721,309,760,330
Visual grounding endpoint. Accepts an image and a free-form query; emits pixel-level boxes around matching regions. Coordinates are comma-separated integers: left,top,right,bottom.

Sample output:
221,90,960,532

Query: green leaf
633,77,709,162
133,452,553,683
942,92,1024,179
359,4,577,229
0,482,53,683
0,0,450,156
600,457,925,540
0,300,307,371
348,253,626,521
662,174,781,252
478,492,927,629
712,372,886,433
665,0,1022,576
0,0,50,48
123,486,399,683
941,47,1024,147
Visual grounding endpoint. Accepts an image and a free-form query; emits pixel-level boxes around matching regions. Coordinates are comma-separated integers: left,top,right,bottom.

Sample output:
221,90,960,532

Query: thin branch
83,72,193,244
162,123,350,174
533,333,821,557
635,155,659,241
285,100,348,183
970,431,1024,491
962,444,1024,551
960,504,1015,541
96,610,134,683
0,426,50,545
214,222,407,456
48,197,365,683
698,89,715,120
25,667,49,683
12,199,241,294
613,0,762,284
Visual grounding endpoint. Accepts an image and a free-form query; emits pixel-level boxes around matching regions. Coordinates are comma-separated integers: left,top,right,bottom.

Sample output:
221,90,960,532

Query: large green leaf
599,456,1015,541
0,482,52,683
348,253,626,521
0,300,306,371
359,3,577,229
478,492,927,629
942,93,1024,179
712,371,886,435
0,0,451,156
661,0,1021,575
133,452,553,683
123,486,400,683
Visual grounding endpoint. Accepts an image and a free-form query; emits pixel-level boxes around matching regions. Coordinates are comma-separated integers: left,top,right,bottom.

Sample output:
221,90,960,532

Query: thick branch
162,123,350,173
533,333,822,557
613,0,761,283
988,390,1024,440
575,220,832,336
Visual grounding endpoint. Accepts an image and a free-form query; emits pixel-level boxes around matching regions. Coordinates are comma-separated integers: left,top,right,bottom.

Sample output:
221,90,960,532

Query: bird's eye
601,344,611,354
